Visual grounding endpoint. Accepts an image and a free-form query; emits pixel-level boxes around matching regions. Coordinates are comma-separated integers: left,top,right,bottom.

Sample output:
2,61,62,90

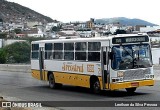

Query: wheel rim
93,81,100,92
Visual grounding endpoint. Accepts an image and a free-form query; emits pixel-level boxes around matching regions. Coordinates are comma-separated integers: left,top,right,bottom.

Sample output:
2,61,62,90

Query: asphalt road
0,69,160,110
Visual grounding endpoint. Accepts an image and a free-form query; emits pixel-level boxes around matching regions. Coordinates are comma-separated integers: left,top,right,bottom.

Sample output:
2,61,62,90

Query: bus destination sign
112,36,149,44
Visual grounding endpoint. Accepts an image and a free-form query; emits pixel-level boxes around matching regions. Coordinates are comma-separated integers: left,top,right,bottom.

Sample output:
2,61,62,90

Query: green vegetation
51,25,62,32
14,29,22,34
0,42,31,64
0,48,6,64
0,33,7,39
113,29,127,35
0,37,48,64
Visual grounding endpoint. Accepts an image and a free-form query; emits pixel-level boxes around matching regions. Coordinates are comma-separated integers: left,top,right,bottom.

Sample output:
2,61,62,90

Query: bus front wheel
91,80,101,94
126,87,136,94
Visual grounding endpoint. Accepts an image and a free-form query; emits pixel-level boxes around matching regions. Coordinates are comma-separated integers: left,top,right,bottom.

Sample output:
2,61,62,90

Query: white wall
0,39,3,48
28,34,44,37
152,48,160,64
110,26,118,34
4,39,26,46
140,26,160,32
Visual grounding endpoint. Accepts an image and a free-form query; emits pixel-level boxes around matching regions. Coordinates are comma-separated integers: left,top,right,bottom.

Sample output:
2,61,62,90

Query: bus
31,33,154,94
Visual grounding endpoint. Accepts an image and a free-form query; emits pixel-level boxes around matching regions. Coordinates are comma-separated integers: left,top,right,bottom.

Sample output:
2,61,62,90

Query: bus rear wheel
49,74,56,89
126,87,136,94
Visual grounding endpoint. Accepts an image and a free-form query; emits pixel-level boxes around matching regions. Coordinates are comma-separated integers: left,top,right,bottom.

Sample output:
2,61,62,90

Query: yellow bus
31,33,154,94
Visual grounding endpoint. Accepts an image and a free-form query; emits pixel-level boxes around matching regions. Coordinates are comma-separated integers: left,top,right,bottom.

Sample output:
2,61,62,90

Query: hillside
0,0,53,23
95,17,157,26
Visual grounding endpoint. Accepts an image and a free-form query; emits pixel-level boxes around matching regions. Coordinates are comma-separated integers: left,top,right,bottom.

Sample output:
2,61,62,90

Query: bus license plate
131,82,139,87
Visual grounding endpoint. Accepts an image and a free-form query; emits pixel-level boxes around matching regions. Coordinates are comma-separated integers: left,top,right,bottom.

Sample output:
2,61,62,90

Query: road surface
0,67,160,110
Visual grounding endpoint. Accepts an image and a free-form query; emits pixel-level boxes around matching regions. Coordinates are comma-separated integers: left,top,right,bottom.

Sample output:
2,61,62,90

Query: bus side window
31,44,39,59
64,43,74,60
53,43,63,60
88,42,101,61
88,52,100,61
75,42,87,61
45,43,52,59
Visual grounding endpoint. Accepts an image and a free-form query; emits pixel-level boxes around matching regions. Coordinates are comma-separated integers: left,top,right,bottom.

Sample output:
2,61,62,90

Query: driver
119,50,133,69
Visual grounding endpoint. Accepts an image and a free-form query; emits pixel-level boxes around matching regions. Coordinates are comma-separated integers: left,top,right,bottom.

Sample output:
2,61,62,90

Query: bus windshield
112,44,152,70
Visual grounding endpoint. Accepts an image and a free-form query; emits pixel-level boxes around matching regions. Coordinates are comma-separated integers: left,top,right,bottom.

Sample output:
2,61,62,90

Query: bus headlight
112,77,123,83
117,71,124,77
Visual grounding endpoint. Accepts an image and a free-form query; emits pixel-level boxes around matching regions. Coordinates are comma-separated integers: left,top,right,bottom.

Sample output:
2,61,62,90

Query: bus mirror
109,52,114,60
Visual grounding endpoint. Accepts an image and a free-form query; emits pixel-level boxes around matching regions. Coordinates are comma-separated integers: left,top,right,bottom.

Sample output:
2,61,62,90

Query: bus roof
31,34,148,44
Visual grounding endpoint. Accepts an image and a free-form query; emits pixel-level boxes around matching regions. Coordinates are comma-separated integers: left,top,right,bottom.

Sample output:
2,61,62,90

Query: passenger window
32,44,39,51
45,43,53,59
45,43,52,50
64,43,74,60
31,44,39,59
53,43,63,60
75,42,86,61
88,42,100,51
88,42,101,61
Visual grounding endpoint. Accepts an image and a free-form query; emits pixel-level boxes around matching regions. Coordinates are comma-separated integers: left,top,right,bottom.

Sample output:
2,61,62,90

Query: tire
126,87,136,94
56,83,63,88
91,80,101,94
48,74,56,89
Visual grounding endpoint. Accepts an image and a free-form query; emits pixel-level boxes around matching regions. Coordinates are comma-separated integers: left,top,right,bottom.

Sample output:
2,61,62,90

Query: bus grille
123,68,150,81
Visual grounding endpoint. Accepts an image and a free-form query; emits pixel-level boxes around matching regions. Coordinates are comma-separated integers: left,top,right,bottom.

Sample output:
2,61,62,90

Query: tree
51,24,62,32
114,29,127,35
4,42,31,63
51,26,60,32
14,29,22,34
0,33,7,39
0,49,6,64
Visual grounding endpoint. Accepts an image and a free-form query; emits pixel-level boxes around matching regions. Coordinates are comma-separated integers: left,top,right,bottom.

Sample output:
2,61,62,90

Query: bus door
39,47,45,80
101,47,110,90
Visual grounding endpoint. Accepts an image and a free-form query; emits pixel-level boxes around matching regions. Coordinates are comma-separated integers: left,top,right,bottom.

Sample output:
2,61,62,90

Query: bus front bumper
109,80,154,90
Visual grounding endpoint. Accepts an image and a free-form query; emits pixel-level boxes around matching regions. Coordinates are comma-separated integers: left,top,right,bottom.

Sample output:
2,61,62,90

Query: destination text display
112,36,149,44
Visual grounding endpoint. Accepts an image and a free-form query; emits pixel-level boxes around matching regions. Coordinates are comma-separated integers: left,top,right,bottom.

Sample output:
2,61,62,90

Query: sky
7,0,160,25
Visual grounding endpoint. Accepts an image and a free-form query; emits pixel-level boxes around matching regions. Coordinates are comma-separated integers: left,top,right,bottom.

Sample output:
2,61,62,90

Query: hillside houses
0,17,160,40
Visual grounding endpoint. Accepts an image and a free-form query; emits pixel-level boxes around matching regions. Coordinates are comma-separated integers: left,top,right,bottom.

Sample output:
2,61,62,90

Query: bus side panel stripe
54,72,90,88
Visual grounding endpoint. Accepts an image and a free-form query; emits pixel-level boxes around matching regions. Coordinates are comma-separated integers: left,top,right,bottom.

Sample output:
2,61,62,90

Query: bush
3,41,31,63
14,28,22,34
0,33,7,39
0,49,7,64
